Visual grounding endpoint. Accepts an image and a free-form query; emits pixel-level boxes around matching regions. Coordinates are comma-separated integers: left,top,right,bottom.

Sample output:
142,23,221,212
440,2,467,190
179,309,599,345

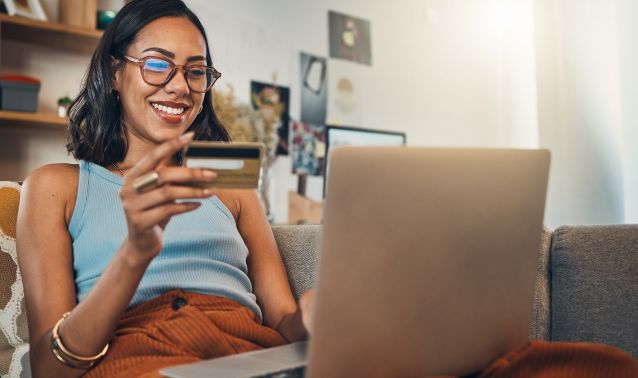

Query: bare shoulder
214,188,261,222
22,163,79,224
23,163,79,197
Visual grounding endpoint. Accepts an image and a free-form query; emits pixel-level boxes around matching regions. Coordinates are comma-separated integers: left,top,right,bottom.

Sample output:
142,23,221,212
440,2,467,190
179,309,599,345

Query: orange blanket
85,289,286,378
478,341,638,378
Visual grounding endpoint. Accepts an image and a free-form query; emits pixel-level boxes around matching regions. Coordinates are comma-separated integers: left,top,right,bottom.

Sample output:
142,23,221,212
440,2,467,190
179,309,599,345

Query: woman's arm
17,134,214,377
17,164,153,377
235,190,309,342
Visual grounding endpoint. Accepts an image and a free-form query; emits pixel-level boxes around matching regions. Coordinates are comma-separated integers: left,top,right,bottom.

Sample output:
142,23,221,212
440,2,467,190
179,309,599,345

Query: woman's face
114,16,208,145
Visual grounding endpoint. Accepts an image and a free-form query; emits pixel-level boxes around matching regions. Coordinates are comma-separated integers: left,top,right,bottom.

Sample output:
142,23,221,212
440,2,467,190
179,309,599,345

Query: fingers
127,202,201,232
119,132,213,256
121,166,217,206
126,131,194,179
155,166,217,187
127,185,212,212
299,289,316,335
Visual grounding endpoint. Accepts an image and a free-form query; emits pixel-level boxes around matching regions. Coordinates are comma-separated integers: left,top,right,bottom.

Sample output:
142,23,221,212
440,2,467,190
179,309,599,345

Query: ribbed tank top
68,160,262,321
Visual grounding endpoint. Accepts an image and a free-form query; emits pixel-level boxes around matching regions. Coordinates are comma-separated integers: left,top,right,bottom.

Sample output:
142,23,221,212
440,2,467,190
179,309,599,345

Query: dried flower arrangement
212,85,283,221
213,86,279,157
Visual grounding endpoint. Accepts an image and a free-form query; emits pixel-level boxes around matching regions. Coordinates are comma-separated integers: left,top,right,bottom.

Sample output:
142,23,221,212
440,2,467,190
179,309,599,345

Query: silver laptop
162,147,550,378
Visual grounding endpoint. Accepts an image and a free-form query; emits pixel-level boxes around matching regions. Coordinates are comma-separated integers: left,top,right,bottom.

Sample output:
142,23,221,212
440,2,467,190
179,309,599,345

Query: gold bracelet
50,312,110,369
50,342,94,369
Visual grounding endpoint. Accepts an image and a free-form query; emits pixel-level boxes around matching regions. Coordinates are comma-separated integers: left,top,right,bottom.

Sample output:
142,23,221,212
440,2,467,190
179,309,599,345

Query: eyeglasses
122,55,221,93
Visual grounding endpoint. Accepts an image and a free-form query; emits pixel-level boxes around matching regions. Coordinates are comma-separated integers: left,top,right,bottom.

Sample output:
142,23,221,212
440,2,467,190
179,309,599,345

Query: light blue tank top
68,160,262,321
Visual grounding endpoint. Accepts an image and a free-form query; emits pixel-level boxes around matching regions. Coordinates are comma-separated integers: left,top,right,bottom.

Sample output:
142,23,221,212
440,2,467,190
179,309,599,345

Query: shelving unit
0,14,101,179
0,110,67,129
0,14,101,130
0,14,102,53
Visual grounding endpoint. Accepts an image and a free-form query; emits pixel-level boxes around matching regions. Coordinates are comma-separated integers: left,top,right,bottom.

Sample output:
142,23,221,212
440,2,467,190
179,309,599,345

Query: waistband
120,289,253,323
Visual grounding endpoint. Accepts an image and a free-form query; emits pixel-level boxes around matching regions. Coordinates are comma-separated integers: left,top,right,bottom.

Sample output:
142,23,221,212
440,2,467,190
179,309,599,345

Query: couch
1,181,637,377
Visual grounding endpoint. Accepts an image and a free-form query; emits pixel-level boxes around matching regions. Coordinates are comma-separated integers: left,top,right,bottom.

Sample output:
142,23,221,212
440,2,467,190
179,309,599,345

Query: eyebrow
141,47,206,63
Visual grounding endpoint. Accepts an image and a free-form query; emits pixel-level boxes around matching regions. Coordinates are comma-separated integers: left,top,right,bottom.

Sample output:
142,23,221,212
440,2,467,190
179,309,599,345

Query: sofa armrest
529,226,552,341
271,225,322,300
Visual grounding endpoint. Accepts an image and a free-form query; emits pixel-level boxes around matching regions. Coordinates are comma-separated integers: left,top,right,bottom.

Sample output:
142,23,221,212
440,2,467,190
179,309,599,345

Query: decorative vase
59,0,97,29
258,157,275,224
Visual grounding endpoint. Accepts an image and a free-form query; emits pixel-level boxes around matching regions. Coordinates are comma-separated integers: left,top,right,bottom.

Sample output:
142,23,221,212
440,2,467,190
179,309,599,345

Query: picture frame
328,10,372,66
291,120,326,176
250,81,291,155
300,52,328,125
3,0,48,21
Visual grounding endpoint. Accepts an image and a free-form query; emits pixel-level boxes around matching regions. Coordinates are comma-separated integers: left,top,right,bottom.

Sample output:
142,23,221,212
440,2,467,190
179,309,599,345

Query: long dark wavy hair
66,0,230,165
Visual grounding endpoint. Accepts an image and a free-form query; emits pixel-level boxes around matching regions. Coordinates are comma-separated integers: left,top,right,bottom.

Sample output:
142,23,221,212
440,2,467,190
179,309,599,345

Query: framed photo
291,120,326,176
250,81,291,156
328,11,372,65
300,52,328,125
3,0,48,21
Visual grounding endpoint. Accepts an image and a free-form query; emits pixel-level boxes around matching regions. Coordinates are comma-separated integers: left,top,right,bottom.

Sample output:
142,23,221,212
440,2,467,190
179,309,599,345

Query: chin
146,125,186,143
149,114,193,133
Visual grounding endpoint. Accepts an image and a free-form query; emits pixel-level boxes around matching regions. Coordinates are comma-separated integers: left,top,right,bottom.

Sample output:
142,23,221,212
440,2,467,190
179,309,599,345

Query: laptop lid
307,147,550,377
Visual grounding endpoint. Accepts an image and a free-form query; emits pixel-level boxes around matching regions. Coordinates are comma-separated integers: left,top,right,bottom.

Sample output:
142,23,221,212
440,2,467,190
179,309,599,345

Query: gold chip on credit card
182,141,264,189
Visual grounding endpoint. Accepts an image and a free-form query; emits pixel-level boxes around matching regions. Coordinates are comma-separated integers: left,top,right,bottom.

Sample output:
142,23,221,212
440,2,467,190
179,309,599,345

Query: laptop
162,147,551,378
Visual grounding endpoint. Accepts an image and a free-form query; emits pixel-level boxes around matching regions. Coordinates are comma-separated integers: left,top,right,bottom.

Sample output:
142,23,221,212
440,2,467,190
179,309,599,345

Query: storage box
0,75,41,112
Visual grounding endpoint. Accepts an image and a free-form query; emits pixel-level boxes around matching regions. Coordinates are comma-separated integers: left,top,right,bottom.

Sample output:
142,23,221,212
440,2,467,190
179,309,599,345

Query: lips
150,101,191,123
151,101,190,114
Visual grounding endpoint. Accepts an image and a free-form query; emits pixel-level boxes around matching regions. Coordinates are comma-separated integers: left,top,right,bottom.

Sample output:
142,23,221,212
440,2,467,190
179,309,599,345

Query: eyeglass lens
142,58,214,92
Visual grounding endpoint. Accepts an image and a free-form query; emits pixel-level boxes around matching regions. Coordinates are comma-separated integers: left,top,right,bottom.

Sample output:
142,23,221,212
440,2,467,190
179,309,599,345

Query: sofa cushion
0,181,30,378
550,225,638,358
272,223,554,341
271,225,321,300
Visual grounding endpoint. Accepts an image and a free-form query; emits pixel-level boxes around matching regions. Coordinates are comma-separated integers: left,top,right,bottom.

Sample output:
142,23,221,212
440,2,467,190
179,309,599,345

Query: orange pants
85,289,638,377
85,289,286,378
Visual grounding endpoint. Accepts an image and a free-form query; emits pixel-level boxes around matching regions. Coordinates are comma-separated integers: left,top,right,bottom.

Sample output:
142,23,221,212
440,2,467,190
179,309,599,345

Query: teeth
152,103,185,115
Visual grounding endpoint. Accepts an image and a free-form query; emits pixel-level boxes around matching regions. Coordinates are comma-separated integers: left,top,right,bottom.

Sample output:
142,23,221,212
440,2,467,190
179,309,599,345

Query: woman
16,1,311,377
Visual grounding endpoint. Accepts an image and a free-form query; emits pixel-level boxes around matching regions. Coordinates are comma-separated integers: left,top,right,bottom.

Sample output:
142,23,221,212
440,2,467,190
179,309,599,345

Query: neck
115,131,181,172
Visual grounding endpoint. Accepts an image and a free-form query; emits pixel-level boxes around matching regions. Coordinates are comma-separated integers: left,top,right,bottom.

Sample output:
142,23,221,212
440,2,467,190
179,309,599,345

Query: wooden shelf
0,110,67,129
0,14,102,53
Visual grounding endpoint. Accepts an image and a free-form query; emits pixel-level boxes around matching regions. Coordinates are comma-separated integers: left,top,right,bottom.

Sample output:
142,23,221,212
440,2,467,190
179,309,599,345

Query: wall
535,0,626,226
617,0,638,223
188,0,539,222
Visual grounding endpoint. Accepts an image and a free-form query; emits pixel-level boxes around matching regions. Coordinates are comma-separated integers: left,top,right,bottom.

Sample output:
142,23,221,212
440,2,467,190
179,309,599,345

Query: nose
164,67,190,96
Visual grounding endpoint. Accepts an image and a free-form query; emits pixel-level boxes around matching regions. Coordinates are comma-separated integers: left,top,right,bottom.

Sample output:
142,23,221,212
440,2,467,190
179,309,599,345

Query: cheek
192,95,205,112
120,69,154,103
119,87,154,122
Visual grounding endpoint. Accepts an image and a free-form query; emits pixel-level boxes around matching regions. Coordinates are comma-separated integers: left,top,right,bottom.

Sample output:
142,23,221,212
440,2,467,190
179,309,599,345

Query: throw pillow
0,181,29,377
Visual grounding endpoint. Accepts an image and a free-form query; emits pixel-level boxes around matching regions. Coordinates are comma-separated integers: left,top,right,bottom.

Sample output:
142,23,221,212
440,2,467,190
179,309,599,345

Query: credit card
182,141,264,189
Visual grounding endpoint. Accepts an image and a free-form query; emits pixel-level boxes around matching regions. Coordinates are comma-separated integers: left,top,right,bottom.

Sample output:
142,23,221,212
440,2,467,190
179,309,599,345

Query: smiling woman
16,1,311,377
66,2,229,166
110,16,211,145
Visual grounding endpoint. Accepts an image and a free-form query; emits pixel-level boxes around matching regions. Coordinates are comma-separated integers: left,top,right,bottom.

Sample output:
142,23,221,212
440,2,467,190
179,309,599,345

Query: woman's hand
299,289,316,336
119,132,216,262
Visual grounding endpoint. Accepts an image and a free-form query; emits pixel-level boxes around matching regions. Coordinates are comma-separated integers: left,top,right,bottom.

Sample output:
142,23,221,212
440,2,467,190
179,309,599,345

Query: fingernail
202,170,216,179
180,131,195,142
203,189,213,195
